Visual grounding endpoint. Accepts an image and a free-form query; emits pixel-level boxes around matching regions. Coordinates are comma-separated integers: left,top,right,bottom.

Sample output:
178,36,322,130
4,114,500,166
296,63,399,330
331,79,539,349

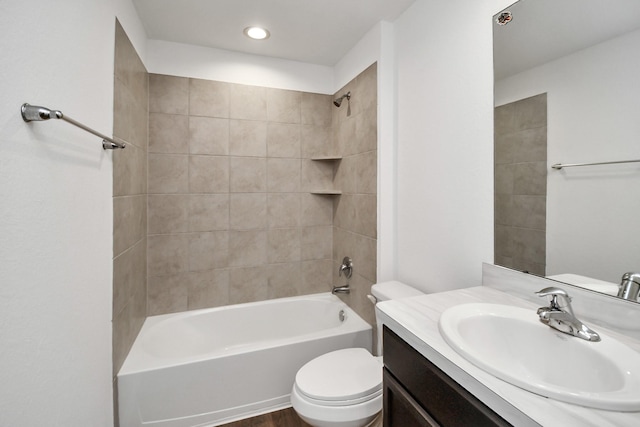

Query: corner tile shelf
309,156,342,195
310,190,342,195
311,156,342,161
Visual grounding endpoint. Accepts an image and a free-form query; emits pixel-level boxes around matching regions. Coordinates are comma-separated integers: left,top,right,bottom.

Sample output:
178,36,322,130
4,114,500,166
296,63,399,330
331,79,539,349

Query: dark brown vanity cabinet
382,327,512,427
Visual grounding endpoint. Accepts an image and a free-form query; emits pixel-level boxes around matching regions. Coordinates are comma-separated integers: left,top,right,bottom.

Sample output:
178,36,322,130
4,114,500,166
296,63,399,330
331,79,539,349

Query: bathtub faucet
332,285,350,294
338,257,353,279
333,257,353,294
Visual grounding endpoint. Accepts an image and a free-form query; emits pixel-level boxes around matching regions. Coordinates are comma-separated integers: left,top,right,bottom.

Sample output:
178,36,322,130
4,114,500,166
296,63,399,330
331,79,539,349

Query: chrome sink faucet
617,272,640,301
535,287,601,342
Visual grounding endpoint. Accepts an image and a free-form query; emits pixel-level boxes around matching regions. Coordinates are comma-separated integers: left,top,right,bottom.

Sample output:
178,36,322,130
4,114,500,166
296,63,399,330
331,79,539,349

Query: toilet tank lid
371,281,423,301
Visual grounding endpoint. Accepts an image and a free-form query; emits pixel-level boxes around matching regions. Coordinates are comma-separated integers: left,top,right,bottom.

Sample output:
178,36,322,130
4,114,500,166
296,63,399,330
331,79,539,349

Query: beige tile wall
331,63,378,326
147,74,337,314
112,21,148,377
494,93,547,275
113,22,149,375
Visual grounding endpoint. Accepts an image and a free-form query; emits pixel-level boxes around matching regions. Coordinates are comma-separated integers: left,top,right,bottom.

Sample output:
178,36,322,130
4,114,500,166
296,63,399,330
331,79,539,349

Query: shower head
333,92,351,108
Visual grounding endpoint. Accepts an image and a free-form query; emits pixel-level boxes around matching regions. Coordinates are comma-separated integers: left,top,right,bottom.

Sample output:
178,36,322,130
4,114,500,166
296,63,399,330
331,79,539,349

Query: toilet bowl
291,348,382,427
291,281,423,427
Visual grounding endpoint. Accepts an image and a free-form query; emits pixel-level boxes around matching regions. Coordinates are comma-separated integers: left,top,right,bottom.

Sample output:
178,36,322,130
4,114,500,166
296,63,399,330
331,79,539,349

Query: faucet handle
535,286,571,299
535,287,573,313
338,257,353,279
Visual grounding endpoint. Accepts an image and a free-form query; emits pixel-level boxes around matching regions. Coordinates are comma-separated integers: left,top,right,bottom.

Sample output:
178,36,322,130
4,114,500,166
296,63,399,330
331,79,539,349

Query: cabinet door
383,368,439,427
383,327,511,427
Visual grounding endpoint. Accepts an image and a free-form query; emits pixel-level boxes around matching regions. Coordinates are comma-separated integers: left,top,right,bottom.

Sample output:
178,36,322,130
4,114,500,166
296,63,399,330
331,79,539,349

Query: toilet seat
294,348,382,406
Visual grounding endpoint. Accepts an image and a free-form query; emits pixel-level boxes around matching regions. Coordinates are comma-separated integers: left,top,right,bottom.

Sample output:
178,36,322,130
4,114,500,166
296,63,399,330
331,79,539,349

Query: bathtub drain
339,310,346,322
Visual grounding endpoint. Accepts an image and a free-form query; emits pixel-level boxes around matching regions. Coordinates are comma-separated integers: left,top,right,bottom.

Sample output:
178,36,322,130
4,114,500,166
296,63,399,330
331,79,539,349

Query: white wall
393,0,513,293
333,23,383,92
377,22,399,282
145,22,394,96
0,1,146,425
146,39,335,94
496,29,640,283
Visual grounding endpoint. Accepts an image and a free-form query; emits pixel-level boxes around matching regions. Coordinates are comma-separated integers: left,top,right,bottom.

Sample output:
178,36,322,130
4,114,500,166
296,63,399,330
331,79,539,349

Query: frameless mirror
493,0,640,300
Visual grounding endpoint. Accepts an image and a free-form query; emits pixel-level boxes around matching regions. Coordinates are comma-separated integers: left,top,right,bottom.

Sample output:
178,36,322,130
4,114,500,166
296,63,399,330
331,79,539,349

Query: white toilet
291,281,423,427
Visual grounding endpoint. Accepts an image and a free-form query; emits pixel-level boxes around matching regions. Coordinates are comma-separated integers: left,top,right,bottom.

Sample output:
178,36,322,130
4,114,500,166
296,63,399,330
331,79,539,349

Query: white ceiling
133,0,416,66
494,0,640,80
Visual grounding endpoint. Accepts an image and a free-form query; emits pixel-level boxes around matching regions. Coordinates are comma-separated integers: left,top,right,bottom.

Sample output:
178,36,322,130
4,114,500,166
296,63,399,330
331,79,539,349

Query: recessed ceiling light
243,26,270,40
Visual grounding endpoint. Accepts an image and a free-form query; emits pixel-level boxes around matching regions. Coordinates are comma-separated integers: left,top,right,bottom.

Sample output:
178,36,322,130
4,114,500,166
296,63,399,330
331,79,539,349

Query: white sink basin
439,303,640,411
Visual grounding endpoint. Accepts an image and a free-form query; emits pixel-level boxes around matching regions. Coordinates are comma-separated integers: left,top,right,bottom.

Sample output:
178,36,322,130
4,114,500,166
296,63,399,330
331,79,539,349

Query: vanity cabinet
382,327,511,427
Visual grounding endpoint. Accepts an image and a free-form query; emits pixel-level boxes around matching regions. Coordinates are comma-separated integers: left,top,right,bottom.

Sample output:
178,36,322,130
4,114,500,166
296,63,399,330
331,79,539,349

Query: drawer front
384,368,439,427
383,327,511,427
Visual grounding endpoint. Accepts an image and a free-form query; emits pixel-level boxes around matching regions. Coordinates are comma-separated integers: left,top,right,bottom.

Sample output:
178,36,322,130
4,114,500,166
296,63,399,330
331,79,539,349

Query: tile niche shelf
310,189,342,195
311,156,342,161
310,156,342,195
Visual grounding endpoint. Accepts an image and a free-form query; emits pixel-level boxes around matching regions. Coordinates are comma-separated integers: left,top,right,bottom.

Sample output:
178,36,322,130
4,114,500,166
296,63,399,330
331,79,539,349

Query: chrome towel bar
552,159,640,170
21,103,125,150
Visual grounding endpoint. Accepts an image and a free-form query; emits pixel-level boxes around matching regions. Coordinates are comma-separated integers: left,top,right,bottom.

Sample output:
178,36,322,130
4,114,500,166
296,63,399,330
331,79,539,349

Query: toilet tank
371,281,423,356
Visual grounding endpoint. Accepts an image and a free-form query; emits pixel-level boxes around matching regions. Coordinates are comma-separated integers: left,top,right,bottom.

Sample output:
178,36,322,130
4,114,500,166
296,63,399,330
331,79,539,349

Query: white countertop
376,286,640,427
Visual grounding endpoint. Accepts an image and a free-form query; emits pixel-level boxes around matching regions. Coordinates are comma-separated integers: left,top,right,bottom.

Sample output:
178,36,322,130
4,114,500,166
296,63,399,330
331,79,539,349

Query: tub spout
332,285,350,294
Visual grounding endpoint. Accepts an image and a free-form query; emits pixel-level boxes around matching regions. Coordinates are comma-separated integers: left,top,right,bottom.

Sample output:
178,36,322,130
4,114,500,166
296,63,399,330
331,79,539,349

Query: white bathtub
117,293,372,427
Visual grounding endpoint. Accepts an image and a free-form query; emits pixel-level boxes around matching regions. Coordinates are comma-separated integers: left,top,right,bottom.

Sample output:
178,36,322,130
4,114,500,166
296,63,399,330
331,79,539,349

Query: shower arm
21,103,125,150
333,91,351,107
